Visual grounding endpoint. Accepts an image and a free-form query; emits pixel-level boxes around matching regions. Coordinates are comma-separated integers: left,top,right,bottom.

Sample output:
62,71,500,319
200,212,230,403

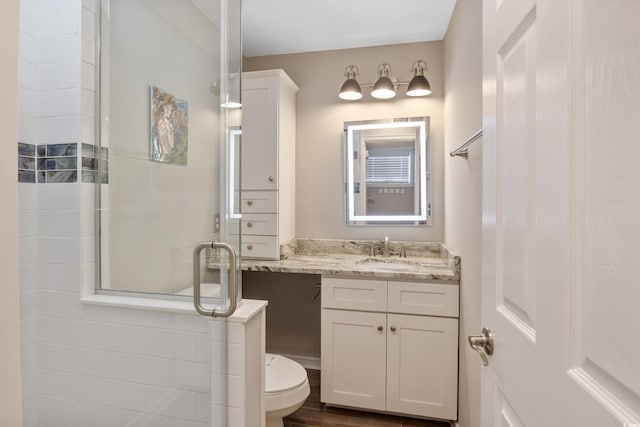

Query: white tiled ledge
82,294,267,324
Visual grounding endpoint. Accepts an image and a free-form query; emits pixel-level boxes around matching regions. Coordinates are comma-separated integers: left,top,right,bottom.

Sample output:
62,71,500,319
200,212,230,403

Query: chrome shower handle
193,241,238,318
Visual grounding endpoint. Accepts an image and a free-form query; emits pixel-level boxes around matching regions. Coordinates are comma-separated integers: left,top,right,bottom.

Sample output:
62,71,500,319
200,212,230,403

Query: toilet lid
265,353,307,394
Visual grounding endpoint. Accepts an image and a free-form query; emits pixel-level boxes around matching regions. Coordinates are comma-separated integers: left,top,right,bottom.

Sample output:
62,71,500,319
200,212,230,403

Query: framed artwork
150,86,188,165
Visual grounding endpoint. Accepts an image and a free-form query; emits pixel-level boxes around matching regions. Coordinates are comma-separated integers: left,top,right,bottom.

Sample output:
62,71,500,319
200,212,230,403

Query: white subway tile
227,322,244,344
210,374,223,405
38,237,81,264
84,376,146,411
144,386,197,421
144,328,176,359
55,5,81,35
173,313,209,333
174,331,197,361
19,115,39,143
80,115,95,144
38,210,81,238
39,263,81,292
21,369,38,399
81,88,95,118
40,61,81,91
19,60,38,90
80,210,94,236
81,34,96,65
19,33,39,64
227,343,243,376
82,236,95,264
19,210,38,238
19,87,39,118
21,342,38,373
120,354,173,387
226,374,244,409
81,61,95,91
81,181,95,211
20,263,38,292
120,411,173,427
39,116,80,143
38,181,80,210
226,406,244,427
22,395,38,427
81,7,95,38
209,341,223,374
40,88,80,117
175,360,209,391
19,182,39,211
40,34,81,65
195,392,210,423
81,262,95,296
39,12,59,39
20,237,39,265
20,293,38,324
120,308,174,329
82,0,97,13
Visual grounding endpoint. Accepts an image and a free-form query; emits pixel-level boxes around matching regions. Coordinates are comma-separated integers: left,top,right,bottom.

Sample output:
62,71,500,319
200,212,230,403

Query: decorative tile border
17,142,109,184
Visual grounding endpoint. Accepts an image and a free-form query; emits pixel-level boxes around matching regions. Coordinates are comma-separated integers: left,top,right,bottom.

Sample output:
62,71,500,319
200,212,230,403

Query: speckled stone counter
241,238,460,283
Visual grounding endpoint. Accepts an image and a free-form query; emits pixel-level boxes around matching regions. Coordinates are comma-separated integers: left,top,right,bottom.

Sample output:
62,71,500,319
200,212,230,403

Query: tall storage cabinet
241,70,298,259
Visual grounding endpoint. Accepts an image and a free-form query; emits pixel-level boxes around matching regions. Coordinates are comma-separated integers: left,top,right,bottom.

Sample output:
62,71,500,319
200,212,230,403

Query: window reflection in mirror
344,117,430,225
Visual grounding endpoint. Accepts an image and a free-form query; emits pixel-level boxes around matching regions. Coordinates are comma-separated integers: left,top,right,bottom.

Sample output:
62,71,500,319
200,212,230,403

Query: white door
479,0,640,425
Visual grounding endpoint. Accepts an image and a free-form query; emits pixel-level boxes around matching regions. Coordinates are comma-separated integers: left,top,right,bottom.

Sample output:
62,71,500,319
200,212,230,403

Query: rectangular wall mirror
344,117,431,225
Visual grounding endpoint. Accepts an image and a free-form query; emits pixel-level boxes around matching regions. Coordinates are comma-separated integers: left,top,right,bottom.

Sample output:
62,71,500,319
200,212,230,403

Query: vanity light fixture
338,59,432,101
371,63,396,99
338,65,363,100
406,60,431,97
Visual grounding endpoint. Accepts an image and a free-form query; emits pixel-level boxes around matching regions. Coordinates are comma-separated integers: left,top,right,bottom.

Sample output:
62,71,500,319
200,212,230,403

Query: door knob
468,327,494,366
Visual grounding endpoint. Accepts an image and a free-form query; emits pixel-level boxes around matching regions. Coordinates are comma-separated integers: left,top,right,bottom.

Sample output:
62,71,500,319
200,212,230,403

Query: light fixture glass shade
339,78,363,100
371,76,396,99
406,74,431,96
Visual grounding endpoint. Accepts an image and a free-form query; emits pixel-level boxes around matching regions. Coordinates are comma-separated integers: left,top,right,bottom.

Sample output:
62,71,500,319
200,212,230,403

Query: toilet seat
264,354,310,413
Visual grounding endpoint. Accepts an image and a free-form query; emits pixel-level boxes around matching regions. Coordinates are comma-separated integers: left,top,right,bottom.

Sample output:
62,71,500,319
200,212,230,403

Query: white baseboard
281,353,321,370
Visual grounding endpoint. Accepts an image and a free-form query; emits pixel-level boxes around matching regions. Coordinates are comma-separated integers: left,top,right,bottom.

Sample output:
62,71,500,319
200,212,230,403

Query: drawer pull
390,326,396,332
377,326,383,332
247,244,253,250
247,200,254,206
247,222,253,228
268,176,275,182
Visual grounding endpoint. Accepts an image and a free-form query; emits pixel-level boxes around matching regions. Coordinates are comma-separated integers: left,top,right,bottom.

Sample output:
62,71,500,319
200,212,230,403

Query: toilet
264,353,310,427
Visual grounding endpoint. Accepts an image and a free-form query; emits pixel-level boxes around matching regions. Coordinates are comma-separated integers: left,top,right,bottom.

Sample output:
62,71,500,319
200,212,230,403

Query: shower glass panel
98,0,241,300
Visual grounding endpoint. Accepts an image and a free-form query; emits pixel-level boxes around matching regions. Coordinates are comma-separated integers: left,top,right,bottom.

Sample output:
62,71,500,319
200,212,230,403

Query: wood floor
283,370,452,427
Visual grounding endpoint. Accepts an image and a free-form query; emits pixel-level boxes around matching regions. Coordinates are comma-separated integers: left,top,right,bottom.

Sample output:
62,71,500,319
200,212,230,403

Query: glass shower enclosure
98,0,242,424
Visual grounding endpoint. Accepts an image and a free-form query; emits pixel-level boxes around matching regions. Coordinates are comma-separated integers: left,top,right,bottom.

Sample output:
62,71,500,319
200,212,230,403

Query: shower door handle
193,241,238,318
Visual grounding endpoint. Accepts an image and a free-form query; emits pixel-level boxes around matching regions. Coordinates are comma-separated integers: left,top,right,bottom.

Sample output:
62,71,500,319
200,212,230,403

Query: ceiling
242,0,457,57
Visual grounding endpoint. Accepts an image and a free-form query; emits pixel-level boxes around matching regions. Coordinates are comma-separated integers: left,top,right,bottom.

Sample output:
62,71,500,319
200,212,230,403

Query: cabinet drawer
242,214,277,235
242,235,278,259
241,191,277,213
387,281,459,317
322,277,387,312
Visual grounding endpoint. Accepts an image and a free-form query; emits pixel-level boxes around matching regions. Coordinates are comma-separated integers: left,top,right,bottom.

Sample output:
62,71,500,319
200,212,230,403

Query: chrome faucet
383,236,390,257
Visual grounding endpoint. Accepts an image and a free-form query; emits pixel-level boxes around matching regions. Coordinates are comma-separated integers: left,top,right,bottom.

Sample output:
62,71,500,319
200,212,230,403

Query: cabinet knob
247,200,253,206
268,176,275,182
390,326,396,332
247,244,253,250
247,222,253,228
377,326,383,332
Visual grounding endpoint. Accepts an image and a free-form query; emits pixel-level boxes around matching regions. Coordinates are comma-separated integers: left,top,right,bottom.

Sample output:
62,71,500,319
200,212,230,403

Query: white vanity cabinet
241,69,298,259
320,276,459,420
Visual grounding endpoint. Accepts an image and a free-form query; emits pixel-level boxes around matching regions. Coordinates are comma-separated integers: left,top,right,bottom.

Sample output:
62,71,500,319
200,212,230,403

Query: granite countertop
241,238,460,284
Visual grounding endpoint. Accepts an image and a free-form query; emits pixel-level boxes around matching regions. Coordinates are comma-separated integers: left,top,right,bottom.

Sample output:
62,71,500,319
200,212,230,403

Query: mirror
344,117,430,225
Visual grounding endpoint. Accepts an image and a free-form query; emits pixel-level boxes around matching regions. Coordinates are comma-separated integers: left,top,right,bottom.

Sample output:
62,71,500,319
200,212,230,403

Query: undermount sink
355,257,421,267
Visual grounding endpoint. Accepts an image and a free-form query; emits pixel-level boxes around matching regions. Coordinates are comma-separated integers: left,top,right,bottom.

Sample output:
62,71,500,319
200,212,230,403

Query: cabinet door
242,77,278,190
386,314,458,419
321,309,386,411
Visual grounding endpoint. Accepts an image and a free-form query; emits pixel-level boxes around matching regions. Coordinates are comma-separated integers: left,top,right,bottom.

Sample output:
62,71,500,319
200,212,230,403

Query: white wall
245,41,445,242
107,0,221,294
0,0,23,425
443,1,483,426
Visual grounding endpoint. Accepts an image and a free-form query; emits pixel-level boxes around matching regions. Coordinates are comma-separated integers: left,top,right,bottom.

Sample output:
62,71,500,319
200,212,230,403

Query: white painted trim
281,353,321,370
82,295,268,323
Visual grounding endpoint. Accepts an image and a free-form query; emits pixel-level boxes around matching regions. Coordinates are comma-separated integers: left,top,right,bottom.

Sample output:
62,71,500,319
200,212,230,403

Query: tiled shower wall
17,1,261,426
